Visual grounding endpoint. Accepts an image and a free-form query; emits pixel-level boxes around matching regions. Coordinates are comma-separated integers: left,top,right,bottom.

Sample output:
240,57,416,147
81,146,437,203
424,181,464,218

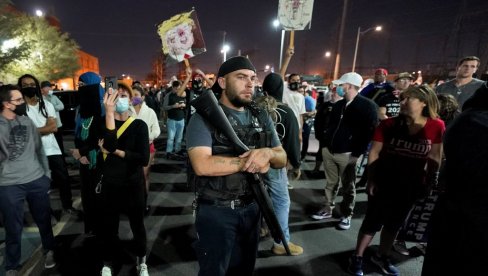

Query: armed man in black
186,56,287,276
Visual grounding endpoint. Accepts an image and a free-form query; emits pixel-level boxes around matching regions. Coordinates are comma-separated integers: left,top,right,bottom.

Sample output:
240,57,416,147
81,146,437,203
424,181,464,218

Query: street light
35,9,44,17
325,51,331,58
221,44,230,62
272,19,285,70
352,25,382,72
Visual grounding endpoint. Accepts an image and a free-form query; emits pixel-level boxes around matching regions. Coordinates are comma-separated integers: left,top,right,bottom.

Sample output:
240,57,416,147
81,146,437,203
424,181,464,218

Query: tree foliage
0,2,80,83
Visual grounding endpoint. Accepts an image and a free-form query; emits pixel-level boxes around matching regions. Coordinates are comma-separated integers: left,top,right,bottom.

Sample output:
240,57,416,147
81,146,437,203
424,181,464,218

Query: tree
0,3,80,83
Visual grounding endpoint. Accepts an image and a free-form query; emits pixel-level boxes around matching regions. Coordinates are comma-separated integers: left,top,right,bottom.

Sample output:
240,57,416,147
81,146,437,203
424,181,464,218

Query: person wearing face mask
186,68,212,124
129,85,161,215
97,82,150,276
70,72,106,235
311,72,378,232
41,81,65,160
18,74,77,218
0,84,56,274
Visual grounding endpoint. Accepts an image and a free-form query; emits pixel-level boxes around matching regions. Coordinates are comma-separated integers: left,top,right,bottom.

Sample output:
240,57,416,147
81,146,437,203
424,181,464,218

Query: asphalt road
1,130,425,276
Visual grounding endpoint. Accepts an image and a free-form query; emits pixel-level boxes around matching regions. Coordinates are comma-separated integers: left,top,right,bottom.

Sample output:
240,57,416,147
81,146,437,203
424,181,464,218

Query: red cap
375,68,388,76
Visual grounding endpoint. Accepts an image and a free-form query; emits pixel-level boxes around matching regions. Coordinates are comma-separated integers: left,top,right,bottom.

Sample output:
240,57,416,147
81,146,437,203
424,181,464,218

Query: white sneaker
44,250,56,268
101,266,112,276
138,263,149,276
337,216,351,230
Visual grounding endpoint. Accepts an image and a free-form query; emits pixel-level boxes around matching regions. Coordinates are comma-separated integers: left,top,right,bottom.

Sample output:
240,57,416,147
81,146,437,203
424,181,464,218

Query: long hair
401,85,439,119
17,74,49,118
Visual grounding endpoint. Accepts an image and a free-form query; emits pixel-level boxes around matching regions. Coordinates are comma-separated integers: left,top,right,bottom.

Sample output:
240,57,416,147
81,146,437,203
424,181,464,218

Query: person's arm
37,117,57,135
162,92,173,111
32,122,51,178
176,67,192,98
279,46,294,80
51,95,64,111
188,146,247,176
378,107,388,120
148,109,161,142
366,140,383,196
195,68,214,87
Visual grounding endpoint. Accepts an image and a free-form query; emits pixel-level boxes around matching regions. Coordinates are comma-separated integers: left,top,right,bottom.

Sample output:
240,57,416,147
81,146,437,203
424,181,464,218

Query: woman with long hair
348,85,445,276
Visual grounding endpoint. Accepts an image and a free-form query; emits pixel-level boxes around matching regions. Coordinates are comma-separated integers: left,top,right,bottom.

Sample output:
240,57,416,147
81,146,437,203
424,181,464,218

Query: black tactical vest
191,104,272,200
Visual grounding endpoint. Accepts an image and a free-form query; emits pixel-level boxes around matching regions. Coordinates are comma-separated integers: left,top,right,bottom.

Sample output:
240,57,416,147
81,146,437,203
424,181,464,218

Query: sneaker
287,184,294,189
337,216,351,230
415,242,427,255
271,242,304,256
348,255,363,276
371,254,399,275
137,263,149,276
44,250,56,268
101,266,112,276
311,210,332,220
62,207,79,217
393,240,409,256
6,270,18,276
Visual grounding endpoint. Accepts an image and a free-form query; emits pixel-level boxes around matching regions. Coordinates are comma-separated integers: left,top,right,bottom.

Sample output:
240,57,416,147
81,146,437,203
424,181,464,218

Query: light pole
221,44,230,62
324,51,332,80
272,19,285,71
352,25,382,72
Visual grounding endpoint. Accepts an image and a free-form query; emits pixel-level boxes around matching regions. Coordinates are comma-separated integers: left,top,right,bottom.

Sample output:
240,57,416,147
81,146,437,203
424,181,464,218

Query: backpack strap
103,117,135,160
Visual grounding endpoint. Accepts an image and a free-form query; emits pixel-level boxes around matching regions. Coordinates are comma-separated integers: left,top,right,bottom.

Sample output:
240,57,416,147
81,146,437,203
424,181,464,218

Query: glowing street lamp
35,9,44,17
352,25,382,72
221,44,230,62
325,51,331,58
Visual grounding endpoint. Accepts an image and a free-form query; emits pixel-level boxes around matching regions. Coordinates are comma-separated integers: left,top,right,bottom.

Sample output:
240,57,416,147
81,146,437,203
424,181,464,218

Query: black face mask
192,80,203,90
21,87,37,98
289,82,299,91
12,102,27,116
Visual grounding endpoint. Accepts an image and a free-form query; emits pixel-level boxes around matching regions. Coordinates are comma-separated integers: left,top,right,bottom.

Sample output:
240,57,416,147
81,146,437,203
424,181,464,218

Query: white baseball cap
332,72,363,87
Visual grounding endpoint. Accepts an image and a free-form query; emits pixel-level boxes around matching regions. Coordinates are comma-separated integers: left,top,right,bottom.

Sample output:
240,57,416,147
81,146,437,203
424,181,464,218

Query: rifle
190,90,291,255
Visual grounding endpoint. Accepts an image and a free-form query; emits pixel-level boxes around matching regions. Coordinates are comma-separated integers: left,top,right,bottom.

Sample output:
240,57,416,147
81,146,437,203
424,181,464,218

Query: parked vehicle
53,90,79,132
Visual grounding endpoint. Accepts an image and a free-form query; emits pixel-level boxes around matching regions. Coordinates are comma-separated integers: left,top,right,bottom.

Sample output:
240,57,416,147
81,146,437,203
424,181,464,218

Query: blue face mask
336,86,345,97
115,97,130,113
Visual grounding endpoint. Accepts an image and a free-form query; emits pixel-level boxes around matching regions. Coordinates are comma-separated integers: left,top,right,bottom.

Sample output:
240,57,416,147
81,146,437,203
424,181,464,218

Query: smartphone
104,76,118,91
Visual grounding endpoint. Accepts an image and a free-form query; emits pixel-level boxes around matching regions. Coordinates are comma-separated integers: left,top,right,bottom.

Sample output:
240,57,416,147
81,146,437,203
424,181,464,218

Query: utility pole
333,0,348,79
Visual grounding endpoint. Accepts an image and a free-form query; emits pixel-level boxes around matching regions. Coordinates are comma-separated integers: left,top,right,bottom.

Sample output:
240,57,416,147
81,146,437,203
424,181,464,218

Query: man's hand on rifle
239,148,274,174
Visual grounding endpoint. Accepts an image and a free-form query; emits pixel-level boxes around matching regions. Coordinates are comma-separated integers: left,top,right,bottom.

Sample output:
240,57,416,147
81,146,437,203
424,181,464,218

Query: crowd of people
0,53,487,276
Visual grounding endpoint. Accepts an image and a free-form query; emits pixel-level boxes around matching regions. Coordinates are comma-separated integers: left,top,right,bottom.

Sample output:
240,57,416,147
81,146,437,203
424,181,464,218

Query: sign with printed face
278,0,314,31
157,10,206,65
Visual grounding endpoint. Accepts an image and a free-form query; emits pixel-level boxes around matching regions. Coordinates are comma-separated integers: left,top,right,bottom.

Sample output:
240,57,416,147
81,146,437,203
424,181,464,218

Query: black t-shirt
167,93,186,121
377,92,400,118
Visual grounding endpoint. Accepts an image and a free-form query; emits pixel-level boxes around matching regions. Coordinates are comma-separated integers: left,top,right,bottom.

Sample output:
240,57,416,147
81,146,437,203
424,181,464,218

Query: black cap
41,81,52,88
211,56,256,94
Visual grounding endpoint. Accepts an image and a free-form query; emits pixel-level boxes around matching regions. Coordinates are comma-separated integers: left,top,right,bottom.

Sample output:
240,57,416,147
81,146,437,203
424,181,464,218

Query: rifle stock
190,90,291,255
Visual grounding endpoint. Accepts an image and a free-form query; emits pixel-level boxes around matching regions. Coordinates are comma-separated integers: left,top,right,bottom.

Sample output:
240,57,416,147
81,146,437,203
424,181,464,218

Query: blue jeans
194,202,260,276
0,176,55,271
166,118,185,153
265,168,291,242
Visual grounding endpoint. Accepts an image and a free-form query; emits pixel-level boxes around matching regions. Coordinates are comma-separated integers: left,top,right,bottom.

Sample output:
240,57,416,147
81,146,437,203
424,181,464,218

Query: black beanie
211,56,256,94
262,72,284,102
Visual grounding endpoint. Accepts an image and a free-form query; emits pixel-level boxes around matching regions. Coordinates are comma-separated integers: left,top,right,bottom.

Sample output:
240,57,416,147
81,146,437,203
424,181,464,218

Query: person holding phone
98,82,150,276
162,67,191,158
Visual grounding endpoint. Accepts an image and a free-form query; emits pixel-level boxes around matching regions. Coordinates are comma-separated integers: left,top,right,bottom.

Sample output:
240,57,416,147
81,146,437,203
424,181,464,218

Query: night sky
11,0,488,81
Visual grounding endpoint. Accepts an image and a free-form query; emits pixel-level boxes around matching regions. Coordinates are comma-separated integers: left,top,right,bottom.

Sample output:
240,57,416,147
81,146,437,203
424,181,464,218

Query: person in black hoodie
422,82,488,276
258,72,303,255
311,72,378,231
70,72,105,235
98,82,150,276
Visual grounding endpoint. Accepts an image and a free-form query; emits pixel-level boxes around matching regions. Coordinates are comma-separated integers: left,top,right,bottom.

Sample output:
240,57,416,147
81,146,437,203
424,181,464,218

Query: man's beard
228,92,251,107
226,83,252,108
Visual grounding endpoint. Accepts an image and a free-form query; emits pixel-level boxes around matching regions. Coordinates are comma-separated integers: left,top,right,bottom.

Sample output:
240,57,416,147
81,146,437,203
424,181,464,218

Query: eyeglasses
9,98,25,104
